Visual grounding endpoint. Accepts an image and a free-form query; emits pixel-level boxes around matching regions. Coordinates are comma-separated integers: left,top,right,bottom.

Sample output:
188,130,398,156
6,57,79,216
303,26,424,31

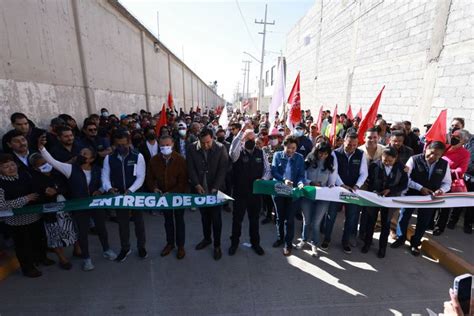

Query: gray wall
0,0,225,135
285,0,474,131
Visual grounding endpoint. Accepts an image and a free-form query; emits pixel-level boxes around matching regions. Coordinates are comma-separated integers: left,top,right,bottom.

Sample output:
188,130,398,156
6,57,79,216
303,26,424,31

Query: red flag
287,72,301,128
315,105,323,133
358,86,385,144
356,108,362,120
329,104,338,146
155,103,167,135
346,104,354,120
167,91,174,110
425,109,447,143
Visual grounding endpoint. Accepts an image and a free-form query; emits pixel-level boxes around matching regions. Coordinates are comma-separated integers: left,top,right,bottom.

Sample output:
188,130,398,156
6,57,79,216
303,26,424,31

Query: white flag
219,105,229,130
269,59,286,130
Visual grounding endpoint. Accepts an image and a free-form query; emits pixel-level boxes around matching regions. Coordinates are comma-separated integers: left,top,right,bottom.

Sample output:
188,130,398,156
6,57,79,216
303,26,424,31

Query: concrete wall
285,0,474,131
0,0,225,135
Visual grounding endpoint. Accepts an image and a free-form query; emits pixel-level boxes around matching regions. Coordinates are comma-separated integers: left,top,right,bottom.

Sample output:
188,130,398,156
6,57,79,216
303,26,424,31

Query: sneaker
138,248,148,259
311,244,318,256
343,244,352,254
390,238,405,248
251,244,265,256
295,240,306,250
103,249,118,261
115,249,131,262
82,258,95,271
320,240,330,250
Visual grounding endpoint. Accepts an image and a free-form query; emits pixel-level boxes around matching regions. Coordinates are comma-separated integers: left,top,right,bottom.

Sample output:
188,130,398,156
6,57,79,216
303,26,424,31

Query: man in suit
3,130,33,175
138,127,159,164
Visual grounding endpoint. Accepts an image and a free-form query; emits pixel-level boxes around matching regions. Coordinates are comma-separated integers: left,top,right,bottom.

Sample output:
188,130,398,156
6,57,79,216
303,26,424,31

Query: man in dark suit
186,127,229,260
2,113,45,153
3,130,33,176
138,127,158,164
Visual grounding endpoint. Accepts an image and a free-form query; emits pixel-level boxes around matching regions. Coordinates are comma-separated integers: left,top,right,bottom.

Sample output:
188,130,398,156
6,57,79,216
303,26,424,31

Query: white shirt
146,141,158,158
14,151,29,167
101,152,146,193
384,165,393,176
405,157,452,193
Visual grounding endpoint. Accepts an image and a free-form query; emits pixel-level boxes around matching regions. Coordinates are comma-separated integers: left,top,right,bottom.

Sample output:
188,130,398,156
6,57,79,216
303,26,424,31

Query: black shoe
228,245,238,256
447,221,456,229
261,217,272,225
361,244,370,253
59,261,73,270
410,246,420,256
214,247,222,260
272,239,284,248
377,248,386,258
320,240,330,250
433,227,443,236
464,225,472,234
138,248,148,259
390,238,405,248
343,244,352,254
195,239,212,250
252,244,265,256
115,249,131,262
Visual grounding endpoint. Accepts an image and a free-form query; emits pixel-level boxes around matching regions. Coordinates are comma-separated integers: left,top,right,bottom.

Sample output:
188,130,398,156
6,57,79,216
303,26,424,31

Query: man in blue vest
321,132,368,254
391,141,451,256
102,129,147,262
293,122,313,158
228,122,271,256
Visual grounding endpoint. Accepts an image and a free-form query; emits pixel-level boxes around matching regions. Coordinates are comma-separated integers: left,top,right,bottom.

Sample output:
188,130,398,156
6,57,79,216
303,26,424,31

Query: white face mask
294,129,304,137
39,163,53,173
178,130,187,137
160,146,173,156
270,139,279,147
102,111,109,117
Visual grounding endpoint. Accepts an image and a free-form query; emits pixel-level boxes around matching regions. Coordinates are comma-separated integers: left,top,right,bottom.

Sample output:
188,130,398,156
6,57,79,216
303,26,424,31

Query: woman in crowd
29,152,77,270
0,154,55,277
296,142,337,256
37,138,117,271
271,135,305,256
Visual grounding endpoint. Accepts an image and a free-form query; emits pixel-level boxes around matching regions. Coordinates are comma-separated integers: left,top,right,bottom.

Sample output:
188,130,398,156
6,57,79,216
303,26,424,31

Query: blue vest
407,154,448,195
68,164,102,199
334,147,363,187
108,150,139,193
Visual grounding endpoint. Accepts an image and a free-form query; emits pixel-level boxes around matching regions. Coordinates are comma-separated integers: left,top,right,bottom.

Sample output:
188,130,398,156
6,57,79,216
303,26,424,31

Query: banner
0,192,233,217
253,180,474,209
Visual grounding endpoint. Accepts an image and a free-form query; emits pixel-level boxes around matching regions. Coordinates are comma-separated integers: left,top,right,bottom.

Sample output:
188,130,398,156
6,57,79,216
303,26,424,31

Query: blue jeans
396,208,436,248
272,196,298,249
324,202,360,245
301,199,329,245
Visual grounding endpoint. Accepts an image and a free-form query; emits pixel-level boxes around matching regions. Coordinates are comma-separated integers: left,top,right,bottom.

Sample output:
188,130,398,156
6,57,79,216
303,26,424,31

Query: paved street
1,209,453,315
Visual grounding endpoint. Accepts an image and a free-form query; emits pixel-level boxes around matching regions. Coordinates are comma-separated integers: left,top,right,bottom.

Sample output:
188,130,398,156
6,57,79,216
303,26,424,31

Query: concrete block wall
0,0,224,136
285,0,474,131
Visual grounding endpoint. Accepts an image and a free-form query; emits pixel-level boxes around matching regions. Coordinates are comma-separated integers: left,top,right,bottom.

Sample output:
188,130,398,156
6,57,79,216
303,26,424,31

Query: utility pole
255,4,275,111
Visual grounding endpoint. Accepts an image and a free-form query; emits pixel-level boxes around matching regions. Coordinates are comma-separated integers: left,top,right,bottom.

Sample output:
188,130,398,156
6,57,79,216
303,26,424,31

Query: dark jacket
391,144,414,166
186,140,229,193
146,152,188,193
367,160,408,197
138,141,157,165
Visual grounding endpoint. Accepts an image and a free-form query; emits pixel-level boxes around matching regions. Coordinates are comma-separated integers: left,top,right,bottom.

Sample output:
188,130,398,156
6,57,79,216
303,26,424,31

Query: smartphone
453,273,472,315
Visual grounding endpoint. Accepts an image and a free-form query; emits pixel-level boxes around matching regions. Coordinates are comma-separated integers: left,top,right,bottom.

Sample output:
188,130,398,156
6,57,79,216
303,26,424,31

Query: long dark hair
305,141,334,172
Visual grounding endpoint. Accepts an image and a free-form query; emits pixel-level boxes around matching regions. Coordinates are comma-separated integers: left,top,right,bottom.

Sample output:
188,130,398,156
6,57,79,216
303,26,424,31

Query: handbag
451,171,467,193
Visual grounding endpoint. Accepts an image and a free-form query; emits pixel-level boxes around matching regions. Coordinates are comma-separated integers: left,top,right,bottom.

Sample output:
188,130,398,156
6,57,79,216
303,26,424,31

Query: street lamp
243,51,263,111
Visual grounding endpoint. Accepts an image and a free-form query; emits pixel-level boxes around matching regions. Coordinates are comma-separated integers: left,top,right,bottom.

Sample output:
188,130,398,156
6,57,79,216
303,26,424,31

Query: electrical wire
235,0,259,51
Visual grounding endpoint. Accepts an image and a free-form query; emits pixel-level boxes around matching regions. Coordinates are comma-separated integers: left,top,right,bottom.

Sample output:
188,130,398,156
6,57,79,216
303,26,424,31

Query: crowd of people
0,105,472,278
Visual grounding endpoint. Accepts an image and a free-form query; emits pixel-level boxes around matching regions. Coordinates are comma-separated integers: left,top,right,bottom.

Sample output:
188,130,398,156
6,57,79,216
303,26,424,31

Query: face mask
244,139,256,151
102,112,109,117
270,139,279,147
450,137,460,146
294,129,304,137
160,146,173,156
279,131,285,136
146,134,156,141
217,136,225,143
39,163,53,173
178,130,187,137
117,145,129,156
76,155,87,165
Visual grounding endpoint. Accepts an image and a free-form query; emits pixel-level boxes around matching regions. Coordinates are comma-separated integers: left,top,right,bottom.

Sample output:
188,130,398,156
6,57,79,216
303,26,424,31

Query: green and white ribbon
253,180,474,209
0,192,233,217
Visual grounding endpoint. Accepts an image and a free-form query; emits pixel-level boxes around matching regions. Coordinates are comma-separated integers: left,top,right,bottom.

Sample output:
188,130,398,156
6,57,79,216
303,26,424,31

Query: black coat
367,160,408,197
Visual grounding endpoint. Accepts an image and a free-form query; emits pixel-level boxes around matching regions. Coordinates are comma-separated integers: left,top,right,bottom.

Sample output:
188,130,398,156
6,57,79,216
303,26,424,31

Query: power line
235,0,259,51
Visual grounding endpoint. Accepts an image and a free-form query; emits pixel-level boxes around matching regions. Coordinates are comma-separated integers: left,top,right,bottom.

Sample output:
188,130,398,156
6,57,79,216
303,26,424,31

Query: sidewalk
1,210,454,315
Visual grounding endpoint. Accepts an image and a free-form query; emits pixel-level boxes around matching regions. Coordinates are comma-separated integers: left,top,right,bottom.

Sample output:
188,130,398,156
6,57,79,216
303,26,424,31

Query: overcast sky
119,0,314,102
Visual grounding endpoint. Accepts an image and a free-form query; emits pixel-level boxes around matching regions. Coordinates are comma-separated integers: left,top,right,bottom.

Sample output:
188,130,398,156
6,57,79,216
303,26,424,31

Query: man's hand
108,188,119,195
284,179,293,187
38,134,47,150
420,187,433,196
352,185,360,191
341,184,354,192
45,187,57,197
433,189,444,196
92,190,102,196
26,193,39,202
153,188,162,194
379,189,391,197
124,190,132,195
443,288,463,316
297,183,305,189
195,185,205,195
